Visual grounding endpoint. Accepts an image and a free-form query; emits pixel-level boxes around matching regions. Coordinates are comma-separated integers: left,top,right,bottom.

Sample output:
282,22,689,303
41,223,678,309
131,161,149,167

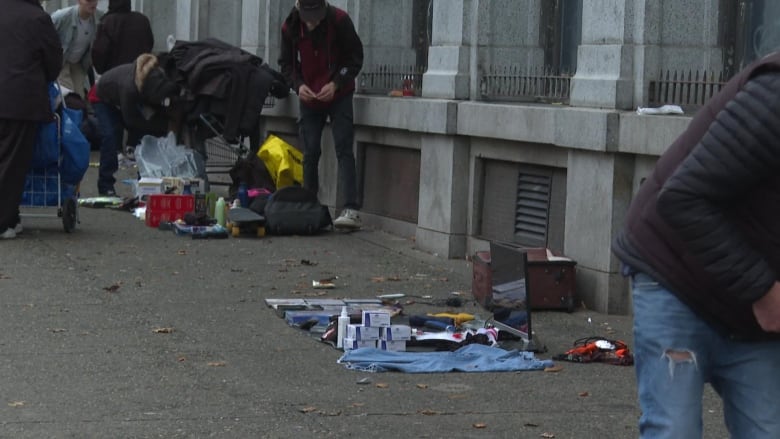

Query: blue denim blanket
338,344,553,373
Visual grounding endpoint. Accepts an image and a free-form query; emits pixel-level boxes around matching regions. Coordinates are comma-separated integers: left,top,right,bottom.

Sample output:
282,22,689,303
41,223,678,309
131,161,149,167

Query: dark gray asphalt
2,157,727,438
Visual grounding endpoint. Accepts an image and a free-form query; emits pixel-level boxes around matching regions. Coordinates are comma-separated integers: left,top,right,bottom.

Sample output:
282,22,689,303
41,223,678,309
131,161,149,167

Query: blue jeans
632,272,780,438
93,102,123,194
298,93,359,209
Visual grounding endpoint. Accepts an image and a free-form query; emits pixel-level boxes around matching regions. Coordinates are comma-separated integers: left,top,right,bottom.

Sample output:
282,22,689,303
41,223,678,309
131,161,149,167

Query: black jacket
0,0,62,121
96,58,168,135
613,52,780,340
91,0,154,74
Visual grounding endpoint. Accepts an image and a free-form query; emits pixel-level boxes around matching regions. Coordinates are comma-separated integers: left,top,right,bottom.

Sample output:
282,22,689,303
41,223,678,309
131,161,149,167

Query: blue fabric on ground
338,344,554,373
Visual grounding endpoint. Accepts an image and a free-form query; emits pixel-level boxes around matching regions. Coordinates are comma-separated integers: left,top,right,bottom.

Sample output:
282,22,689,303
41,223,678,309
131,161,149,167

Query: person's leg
328,93,359,210
298,104,326,196
93,102,123,195
710,337,780,438
632,272,713,439
69,64,88,99
0,120,37,235
57,63,76,95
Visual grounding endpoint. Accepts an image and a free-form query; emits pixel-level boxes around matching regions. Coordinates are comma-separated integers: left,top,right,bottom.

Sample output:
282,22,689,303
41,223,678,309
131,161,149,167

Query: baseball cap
299,0,327,22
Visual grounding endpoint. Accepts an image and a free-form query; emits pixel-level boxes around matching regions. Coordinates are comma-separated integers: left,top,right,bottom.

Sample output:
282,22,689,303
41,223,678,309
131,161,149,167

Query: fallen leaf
579,391,589,397
8,401,25,407
207,361,226,367
356,378,371,385
152,327,175,334
177,356,187,362
544,365,564,373
419,409,440,415
300,259,317,266
177,250,187,255
375,383,389,389
0,274,11,279
49,328,67,333
103,283,121,293
300,406,317,413
473,423,487,429
541,433,556,438
351,403,365,407
416,384,429,389
524,423,539,427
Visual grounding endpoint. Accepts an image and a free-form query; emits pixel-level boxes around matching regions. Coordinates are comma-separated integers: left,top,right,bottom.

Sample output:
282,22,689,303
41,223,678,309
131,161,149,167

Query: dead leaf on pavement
49,328,67,333
544,365,564,373
524,423,539,427
579,391,589,397
419,409,440,416
8,401,25,407
0,273,10,279
177,250,187,255
375,383,389,389
207,361,226,367
541,433,556,438
152,327,175,334
416,384,429,389
351,403,365,407
177,356,187,362
473,423,487,429
103,283,121,293
300,406,317,413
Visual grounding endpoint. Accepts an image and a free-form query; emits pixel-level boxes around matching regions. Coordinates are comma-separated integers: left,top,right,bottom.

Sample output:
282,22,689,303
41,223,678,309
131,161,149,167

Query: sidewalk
2,159,727,438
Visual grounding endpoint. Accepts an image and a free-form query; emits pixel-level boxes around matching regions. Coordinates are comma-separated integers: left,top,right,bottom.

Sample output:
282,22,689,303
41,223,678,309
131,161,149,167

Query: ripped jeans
632,272,780,439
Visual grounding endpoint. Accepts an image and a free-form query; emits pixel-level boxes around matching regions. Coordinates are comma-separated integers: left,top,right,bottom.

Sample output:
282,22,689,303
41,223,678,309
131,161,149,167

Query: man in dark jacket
93,53,179,195
613,52,780,437
279,0,364,230
0,0,63,239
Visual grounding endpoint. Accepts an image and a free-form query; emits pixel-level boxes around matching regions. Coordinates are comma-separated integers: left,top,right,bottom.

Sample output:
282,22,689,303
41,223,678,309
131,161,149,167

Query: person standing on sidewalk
0,0,63,239
51,0,103,98
91,0,155,160
613,52,780,437
279,0,364,229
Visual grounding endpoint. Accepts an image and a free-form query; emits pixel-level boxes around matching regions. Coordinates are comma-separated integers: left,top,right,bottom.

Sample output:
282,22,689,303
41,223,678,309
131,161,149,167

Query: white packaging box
361,310,391,327
380,325,412,341
379,340,406,351
343,338,376,351
136,177,164,198
346,324,380,341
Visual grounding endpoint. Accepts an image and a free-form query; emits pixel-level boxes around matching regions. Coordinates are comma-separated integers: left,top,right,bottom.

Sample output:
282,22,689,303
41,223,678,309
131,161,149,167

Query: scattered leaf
473,423,487,429
152,327,175,334
49,328,67,333
356,378,371,385
578,391,589,397
0,274,11,279
207,361,227,367
177,356,187,362
375,383,389,389
8,401,25,407
544,365,564,373
418,409,440,416
524,423,539,427
416,384,429,389
300,259,317,266
103,283,121,293
177,250,187,255
541,433,556,438
300,406,317,413
351,403,365,408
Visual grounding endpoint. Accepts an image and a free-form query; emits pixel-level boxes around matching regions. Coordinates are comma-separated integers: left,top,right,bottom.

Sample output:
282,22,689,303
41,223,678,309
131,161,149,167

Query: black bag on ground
264,186,332,235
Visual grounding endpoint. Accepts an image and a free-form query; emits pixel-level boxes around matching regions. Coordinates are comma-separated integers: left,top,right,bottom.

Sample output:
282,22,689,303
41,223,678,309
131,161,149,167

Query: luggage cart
20,113,79,233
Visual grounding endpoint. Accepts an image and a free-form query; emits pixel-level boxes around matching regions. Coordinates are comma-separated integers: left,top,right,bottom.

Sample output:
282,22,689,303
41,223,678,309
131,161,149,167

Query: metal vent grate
515,173,551,246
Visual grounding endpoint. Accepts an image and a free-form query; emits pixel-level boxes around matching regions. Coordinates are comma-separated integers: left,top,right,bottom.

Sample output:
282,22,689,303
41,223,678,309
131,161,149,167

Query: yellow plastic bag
257,134,303,189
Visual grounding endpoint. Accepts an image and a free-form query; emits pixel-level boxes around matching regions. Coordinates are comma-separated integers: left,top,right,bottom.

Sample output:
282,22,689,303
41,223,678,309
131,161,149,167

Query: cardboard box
162,177,206,195
378,340,406,351
346,324,380,341
361,310,391,327
343,338,376,351
136,177,164,198
380,325,412,341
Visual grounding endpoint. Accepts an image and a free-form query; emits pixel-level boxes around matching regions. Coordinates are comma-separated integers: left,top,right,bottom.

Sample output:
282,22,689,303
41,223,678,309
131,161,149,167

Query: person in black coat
92,53,179,195
0,0,63,239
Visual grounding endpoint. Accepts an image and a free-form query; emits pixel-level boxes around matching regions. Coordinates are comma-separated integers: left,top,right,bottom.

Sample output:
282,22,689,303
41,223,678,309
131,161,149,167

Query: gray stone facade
46,0,764,315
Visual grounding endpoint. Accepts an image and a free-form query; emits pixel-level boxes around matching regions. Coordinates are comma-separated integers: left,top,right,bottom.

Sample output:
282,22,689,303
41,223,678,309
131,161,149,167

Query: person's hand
298,84,317,103
753,281,780,332
315,81,337,103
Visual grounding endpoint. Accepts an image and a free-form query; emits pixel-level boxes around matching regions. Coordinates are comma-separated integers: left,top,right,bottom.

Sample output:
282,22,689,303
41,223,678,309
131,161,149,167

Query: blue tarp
338,343,554,373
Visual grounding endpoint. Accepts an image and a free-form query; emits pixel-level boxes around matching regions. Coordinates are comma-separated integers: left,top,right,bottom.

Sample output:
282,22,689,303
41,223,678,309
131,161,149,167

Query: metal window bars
357,64,426,96
479,65,572,104
647,69,727,111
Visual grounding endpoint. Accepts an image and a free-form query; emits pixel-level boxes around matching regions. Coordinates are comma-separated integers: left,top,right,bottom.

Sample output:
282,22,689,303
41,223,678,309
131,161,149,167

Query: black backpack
264,186,332,235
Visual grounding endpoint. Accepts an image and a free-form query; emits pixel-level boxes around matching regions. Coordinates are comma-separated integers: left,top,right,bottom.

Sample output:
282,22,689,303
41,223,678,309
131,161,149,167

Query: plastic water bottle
337,306,349,349
215,197,226,227
238,183,249,208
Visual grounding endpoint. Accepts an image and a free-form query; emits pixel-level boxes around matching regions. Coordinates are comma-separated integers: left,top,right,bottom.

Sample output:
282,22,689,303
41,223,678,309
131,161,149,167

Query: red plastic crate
145,194,195,227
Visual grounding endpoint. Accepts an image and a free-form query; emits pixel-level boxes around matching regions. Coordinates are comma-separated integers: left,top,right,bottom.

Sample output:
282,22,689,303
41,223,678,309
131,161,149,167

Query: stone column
569,0,635,109
415,134,470,258
422,0,472,99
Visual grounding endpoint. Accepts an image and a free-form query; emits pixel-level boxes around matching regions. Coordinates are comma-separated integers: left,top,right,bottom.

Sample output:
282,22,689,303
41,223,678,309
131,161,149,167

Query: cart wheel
231,226,240,237
62,197,77,233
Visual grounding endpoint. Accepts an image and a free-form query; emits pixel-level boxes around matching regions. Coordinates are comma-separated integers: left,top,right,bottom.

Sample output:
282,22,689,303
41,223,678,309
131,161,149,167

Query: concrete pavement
1,159,727,438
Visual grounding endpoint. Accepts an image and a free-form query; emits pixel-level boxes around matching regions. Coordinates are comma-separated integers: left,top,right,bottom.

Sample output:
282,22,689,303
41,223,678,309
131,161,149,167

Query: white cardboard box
380,325,412,341
361,310,391,327
379,340,406,351
136,177,164,198
346,324,380,341
343,338,376,351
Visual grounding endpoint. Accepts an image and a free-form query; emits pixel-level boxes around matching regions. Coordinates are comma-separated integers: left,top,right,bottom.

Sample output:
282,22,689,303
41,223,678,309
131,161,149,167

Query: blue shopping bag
59,105,90,185
30,83,61,168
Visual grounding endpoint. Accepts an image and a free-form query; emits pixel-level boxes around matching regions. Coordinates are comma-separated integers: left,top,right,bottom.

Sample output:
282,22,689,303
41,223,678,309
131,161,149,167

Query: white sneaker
13,223,22,234
1,228,16,239
333,208,361,229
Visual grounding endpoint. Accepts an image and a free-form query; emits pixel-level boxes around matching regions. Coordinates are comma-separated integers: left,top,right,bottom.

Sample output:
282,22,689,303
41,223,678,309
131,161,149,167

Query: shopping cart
20,112,79,232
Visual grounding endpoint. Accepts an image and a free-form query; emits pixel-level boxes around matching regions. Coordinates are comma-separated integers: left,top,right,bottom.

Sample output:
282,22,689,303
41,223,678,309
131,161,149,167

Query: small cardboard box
361,310,391,327
346,324,380,341
378,340,406,351
136,177,164,198
380,325,412,341
343,338,376,351
162,177,206,195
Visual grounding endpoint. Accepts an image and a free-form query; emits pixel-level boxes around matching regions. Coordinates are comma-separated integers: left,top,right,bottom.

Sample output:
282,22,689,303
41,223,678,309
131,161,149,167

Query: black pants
0,119,37,231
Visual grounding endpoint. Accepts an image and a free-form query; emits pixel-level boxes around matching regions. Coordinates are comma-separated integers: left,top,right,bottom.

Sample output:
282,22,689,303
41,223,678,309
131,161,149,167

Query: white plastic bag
135,132,205,179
